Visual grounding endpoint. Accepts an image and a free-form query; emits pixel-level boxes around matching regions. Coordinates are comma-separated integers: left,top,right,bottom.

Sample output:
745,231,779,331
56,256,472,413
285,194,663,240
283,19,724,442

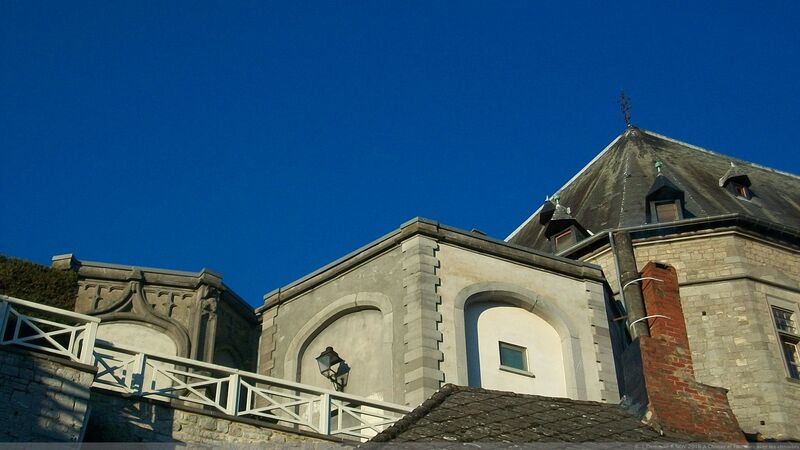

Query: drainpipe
611,231,650,339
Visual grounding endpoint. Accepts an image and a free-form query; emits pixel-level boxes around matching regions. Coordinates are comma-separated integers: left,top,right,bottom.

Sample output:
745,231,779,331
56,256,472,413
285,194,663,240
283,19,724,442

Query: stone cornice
52,254,256,322
257,217,605,313
561,213,800,260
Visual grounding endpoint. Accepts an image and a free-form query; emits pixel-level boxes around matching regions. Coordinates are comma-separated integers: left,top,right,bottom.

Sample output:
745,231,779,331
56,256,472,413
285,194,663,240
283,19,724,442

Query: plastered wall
259,233,619,408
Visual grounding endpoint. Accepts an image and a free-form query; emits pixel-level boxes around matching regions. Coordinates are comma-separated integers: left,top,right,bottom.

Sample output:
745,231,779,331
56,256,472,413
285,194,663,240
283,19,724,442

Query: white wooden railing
0,294,99,365
91,342,411,440
0,294,411,441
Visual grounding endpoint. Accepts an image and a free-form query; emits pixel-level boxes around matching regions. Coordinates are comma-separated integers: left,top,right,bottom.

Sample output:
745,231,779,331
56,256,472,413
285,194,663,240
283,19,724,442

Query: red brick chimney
622,261,745,443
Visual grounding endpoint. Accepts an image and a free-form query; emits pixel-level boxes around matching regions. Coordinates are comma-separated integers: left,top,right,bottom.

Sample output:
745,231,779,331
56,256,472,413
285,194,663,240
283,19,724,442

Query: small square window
554,229,575,252
654,201,678,222
499,342,527,371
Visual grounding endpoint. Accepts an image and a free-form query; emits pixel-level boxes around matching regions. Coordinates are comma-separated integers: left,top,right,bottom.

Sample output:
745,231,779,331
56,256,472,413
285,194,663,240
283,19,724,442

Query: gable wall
258,235,618,408
436,243,618,403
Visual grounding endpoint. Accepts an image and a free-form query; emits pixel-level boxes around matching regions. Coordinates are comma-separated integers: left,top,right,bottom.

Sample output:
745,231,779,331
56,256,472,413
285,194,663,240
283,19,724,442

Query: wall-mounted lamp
316,346,350,391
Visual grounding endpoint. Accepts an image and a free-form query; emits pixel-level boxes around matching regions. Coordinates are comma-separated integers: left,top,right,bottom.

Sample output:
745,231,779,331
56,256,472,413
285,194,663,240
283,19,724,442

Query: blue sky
2,1,798,307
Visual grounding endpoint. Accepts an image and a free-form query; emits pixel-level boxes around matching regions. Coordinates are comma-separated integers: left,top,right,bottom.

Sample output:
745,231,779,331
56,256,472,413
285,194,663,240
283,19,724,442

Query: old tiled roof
370,384,687,443
507,127,800,252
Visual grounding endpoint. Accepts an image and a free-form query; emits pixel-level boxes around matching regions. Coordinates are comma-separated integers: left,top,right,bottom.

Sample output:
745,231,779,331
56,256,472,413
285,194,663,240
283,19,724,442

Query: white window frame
768,296,800,381
498,341,535,378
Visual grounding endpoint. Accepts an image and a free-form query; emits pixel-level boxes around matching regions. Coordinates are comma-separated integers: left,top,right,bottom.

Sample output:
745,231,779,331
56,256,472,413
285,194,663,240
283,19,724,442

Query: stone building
507,126,800,440
256,218,621,407
44,125,799,441
52,254,259,371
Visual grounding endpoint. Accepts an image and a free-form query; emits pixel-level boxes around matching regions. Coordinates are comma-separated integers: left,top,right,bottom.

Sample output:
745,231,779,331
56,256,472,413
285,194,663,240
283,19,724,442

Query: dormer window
554,229,576,252
543,195,588,253
654,201,679,222
645,162,686,224
719,162,753,201
733,182,751,200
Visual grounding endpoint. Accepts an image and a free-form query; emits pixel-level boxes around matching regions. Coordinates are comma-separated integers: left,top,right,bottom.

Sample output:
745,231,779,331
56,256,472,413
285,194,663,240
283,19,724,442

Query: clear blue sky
2,2,798,307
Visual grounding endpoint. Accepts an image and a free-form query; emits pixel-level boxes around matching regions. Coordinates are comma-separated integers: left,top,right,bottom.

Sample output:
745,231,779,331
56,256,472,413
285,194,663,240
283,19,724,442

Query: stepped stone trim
258,307,279,375
586,281,618,402
401,235,444,406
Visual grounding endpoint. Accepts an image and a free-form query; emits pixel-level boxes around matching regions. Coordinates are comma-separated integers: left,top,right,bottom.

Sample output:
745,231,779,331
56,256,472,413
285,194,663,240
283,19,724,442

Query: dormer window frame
723,178,753,201
553,228,577,253
649,199,684,223
645,173,686,225
733,182,752,200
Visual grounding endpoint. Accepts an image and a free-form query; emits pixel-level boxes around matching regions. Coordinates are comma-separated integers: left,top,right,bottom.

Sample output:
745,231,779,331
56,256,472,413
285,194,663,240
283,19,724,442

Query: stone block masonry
85,391,347,445
401,235,444,406
0,346,95,442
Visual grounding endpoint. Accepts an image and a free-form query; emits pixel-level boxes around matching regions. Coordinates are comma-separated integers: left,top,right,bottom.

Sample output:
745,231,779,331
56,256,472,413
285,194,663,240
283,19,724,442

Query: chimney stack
622,262,745,443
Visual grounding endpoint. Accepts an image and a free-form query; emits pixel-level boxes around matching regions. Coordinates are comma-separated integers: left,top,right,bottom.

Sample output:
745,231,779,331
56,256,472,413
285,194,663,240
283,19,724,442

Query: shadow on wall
464,302,485,388
84,392,177,443
0,348,93,442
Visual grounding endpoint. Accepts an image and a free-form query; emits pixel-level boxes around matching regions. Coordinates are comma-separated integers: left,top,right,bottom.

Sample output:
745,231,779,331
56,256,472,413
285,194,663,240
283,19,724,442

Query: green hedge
0,254,78,311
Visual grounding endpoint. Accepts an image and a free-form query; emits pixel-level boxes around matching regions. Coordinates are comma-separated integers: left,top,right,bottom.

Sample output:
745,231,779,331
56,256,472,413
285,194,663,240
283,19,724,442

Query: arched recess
283,292,394,401
453,282,586,399
95,321,178,357
93,282,192,357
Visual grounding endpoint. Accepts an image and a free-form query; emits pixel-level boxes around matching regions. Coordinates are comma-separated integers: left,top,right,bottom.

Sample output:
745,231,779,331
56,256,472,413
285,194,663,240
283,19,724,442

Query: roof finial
552,193,560,205
655,160,663,174
619,90,632,127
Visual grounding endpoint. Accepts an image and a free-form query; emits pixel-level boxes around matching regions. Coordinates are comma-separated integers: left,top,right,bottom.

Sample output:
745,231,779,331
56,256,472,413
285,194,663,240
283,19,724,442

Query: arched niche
465,301,566,397
94,321,178,392
284,292,394,402
298,308,387,399
453,282,586,399
96,321,178,356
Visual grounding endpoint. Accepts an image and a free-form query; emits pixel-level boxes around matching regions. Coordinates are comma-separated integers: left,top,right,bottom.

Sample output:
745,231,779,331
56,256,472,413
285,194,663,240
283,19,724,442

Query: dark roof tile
369,384,687,443
508,128,800,251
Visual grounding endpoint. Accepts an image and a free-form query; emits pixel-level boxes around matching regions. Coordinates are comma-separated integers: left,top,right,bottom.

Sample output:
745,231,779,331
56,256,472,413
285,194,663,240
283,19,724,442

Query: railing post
80,322,98,365
0,300,9,343
226,373,241,416
130,352,147,395
319,393,331,435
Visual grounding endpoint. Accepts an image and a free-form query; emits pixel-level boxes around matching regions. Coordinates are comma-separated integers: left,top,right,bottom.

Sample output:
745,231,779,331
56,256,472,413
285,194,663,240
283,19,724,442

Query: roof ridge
639,128,800,180
506,130,628,241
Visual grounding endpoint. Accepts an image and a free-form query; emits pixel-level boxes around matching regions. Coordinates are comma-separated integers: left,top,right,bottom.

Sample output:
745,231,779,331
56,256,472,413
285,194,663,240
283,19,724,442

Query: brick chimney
622,261,745,443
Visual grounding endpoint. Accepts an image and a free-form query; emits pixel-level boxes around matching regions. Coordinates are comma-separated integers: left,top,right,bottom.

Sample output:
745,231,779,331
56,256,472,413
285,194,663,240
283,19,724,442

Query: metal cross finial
655,160,663,174
619,90,632,127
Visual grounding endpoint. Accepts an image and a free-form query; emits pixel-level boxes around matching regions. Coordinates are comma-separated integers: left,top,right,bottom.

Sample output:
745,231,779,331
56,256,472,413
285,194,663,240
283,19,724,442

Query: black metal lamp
316,346,350,391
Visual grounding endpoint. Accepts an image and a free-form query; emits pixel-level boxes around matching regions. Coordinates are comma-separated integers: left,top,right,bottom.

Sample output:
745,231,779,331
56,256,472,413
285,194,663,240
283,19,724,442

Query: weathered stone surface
0,346,95,442
84,392,343,445
588,232,800,440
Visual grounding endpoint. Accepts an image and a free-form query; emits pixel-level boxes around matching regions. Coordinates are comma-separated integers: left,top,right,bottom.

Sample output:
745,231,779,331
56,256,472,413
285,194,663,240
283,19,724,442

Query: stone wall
585,231,800,440
60,254,259,369
85,391,344,445
0,346,95,442
259,219,614,409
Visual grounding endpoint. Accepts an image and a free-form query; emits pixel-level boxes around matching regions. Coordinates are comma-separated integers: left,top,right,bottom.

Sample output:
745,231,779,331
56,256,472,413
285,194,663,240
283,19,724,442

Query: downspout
611,231,650,339
608,231,627,313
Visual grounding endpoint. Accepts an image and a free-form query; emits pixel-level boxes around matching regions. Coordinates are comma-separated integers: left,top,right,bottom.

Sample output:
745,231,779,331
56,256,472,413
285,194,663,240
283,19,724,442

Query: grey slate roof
507,127,800,252
370,384,687,443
